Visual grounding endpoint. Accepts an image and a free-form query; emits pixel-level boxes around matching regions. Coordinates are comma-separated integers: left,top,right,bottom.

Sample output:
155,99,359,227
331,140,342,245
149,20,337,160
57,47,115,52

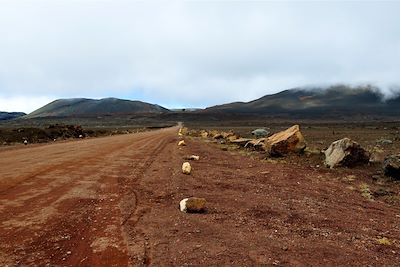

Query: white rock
190,155,200,161
179,198,189,212
178,140,186,146
184,155,200,161
324,138,369,168
182,162,192,174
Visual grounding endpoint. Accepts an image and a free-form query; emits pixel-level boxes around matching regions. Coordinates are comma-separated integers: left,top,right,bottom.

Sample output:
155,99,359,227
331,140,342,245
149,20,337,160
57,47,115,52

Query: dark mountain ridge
24,97,169,118
0,112,26,121
10,85,400,122
205,85,400,117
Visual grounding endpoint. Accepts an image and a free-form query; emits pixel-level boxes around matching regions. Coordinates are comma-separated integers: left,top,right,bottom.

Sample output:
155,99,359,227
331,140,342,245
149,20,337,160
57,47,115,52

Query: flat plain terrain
0,126,399,266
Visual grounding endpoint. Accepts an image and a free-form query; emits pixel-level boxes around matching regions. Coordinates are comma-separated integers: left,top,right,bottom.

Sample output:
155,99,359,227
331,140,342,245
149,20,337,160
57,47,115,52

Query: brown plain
0,126,399,266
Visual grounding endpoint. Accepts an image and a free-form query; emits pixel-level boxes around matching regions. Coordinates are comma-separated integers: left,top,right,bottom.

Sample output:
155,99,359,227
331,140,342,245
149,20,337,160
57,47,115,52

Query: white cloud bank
0,1,400,112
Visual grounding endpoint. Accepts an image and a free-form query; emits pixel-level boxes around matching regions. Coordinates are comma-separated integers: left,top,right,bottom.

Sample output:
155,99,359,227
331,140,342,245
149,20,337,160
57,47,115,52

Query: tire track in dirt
0,133,157,195
118,129,177,266
1,136,150,266
0,133,158,220
0,127,178,266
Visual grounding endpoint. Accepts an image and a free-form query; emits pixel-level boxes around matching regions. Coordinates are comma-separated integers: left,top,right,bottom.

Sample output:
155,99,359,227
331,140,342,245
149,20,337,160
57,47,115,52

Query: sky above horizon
1,1,400,113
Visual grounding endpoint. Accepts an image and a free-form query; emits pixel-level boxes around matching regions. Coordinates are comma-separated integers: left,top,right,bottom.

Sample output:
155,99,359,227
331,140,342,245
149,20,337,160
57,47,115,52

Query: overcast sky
0,1,399,113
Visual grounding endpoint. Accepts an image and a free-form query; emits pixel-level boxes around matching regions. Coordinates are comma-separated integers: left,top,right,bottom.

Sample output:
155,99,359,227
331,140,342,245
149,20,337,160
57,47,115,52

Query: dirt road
0,127,399,266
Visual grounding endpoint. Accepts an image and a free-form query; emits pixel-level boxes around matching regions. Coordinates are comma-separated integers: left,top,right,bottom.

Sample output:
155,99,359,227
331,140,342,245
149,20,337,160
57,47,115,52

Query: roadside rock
245,138,266,151
251,128,270,138
200,130,208,138
222,131,235,139
179,197,206,213
178,127,188,136
178,140,186,146
230,138,253,146
184,155,200,161
213,133,223,139
226,135,238,142
369,146,385,163
383,154,400,180
377,139,393,145
324,138,370,168
208,130,224,139
182,162,192,174
209,130,237,140
264,125,306,156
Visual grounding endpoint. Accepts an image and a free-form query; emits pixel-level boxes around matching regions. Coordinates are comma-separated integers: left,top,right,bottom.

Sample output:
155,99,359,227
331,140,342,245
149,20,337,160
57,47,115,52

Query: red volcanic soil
0,127,399,266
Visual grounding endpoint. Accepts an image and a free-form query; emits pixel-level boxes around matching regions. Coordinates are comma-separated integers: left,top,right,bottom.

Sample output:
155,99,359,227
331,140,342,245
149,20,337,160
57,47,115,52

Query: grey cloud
0,1,400,112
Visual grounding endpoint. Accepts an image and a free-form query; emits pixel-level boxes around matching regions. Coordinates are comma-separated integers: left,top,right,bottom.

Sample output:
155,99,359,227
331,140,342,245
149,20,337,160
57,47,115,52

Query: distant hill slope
25,98,169,118
205,85,400,117
0,112,26,121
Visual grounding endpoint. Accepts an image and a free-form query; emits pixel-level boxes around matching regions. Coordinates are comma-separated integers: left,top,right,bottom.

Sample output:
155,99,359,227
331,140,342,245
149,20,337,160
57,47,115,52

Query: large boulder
383,154,400,180
264,125,306,156
179,197,206,213
324,138,370,168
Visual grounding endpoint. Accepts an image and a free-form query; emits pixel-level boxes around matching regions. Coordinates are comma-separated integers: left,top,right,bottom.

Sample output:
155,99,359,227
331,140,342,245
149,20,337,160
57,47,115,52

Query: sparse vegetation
376,237,392,246
360,183,374,201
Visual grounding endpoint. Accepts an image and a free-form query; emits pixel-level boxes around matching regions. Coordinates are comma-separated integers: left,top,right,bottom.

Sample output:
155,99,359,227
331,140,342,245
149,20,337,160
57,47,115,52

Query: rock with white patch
184,155,200,161
324,138,369,168
179,197,206,213
383,154,400,180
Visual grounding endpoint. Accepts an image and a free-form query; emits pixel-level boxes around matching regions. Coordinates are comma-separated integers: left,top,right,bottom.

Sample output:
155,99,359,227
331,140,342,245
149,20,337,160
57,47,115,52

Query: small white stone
189,155,200,161
180,198,189,212
178,140,186,146
182,162,191,174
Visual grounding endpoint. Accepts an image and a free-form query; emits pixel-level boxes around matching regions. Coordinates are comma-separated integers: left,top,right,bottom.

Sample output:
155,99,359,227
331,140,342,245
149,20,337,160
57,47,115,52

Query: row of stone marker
177,128,207,214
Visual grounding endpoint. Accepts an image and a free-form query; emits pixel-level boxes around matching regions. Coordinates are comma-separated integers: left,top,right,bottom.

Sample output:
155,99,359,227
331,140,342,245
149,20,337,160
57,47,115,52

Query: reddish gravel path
0,127,399,266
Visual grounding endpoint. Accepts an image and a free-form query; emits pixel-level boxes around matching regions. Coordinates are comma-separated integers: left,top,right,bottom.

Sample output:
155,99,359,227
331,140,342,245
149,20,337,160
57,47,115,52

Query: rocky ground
0,124,152,146
0,126,399,266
